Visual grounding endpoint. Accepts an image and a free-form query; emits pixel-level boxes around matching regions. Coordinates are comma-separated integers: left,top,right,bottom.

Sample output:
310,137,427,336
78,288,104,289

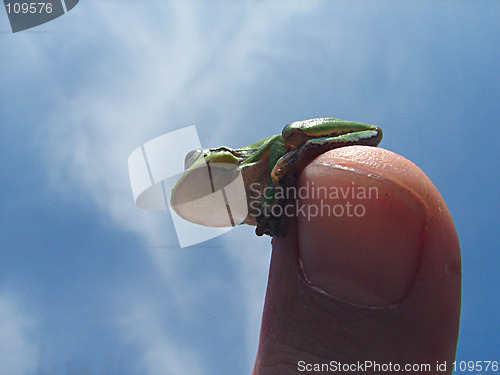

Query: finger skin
253,146,461,375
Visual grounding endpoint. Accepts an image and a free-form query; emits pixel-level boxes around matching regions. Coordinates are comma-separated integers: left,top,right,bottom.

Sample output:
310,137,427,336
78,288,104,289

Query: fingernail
297,162,425,307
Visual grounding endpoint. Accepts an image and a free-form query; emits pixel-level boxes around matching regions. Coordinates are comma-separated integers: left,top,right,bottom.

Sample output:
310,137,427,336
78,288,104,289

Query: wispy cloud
22,1,321,373
119,302,205,375
0,292,37,375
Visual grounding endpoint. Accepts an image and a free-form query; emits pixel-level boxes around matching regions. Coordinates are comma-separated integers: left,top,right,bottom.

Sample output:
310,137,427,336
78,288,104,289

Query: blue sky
1,1,499,374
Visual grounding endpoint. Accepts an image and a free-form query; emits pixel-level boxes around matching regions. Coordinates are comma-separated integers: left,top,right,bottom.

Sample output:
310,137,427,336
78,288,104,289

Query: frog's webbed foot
255,203,287,237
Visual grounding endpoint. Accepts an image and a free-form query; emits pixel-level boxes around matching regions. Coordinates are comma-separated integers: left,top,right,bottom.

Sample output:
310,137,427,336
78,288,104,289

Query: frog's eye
184,149,204,170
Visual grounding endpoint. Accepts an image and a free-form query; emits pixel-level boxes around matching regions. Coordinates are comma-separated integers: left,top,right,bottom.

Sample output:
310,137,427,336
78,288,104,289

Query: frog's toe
255,225,265,237
255,214,287,237
255,216,272,237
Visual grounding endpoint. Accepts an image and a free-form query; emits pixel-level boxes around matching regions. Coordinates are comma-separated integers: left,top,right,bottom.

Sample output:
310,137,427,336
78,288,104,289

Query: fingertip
297,151,425,307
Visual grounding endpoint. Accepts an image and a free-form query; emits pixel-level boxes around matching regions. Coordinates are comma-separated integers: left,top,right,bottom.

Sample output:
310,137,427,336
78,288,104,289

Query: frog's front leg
254,137,288,237
272,129,382,188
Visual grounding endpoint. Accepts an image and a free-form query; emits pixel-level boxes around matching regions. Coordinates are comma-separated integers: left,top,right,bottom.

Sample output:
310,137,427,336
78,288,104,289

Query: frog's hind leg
271,129,381,188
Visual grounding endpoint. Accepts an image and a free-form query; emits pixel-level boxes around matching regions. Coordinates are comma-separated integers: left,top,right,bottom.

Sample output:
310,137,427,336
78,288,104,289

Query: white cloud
14,1,322,373
119,303,204,375
37,3,316,280
0,293,37,375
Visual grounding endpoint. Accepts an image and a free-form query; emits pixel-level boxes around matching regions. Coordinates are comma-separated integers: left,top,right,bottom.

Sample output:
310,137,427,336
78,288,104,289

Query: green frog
170,118,382,237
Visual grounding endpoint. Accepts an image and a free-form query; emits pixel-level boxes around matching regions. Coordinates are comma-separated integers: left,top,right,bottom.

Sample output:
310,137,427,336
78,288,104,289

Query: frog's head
170,148,249,227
